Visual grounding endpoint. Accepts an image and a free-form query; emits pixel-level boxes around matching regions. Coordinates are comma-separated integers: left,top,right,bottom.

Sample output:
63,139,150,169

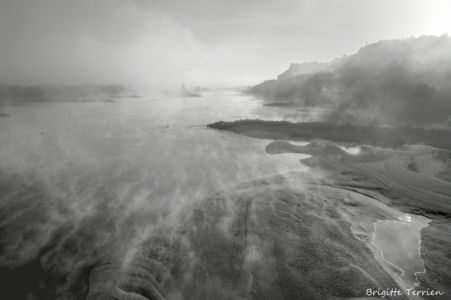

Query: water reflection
372,214,430,287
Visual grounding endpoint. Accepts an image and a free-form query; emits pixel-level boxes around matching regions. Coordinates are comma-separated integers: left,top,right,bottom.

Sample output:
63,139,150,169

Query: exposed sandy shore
82,137,450,299
207,120,451,150
204,121,451,299
85,179,409,300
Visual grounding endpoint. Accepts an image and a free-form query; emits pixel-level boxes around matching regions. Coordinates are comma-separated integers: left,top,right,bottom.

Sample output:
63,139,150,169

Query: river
0,90,308,298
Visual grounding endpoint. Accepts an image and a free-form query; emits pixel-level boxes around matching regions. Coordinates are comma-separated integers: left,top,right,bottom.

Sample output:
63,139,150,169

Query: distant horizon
1,0,450,90
1,34,450,93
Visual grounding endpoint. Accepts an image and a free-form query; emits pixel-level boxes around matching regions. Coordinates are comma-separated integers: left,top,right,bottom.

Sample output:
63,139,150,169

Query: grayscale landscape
0,1,450,299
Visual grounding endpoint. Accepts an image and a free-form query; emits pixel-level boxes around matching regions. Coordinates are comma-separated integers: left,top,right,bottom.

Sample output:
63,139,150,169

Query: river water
0,90,307,292
0,90,307,213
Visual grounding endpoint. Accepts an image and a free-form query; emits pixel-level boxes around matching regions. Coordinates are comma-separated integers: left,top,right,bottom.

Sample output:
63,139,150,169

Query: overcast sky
0,0,450,89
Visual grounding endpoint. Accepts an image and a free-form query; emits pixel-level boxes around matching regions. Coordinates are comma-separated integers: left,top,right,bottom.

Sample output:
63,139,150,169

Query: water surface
372,214,430,287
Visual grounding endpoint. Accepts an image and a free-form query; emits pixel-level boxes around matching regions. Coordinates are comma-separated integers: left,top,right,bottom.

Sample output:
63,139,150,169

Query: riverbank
207,120,451,298
207,120,451,150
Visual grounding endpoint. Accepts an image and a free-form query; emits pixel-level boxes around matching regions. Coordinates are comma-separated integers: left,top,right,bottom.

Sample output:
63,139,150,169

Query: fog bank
250,36,451,126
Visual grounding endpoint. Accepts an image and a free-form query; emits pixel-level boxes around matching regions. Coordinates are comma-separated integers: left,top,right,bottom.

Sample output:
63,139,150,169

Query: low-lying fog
0,91,307,287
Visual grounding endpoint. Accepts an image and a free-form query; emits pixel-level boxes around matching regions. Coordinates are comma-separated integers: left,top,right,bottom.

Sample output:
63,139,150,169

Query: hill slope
249,35,451,126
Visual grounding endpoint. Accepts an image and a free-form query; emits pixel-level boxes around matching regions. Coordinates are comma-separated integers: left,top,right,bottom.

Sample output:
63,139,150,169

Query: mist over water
0,90,307,296
1,0,451,298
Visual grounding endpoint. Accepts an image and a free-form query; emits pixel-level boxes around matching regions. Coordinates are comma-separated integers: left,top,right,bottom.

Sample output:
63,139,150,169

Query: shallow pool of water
372,214,430,287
